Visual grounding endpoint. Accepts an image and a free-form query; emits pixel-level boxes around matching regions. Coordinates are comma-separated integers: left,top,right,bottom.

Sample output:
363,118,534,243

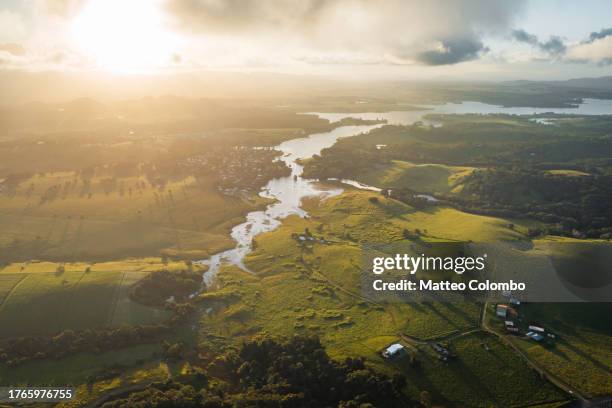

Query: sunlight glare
70,0,177,72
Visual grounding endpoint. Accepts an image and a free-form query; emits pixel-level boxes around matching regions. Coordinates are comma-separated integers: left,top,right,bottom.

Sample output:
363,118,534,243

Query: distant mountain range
504,76,612,90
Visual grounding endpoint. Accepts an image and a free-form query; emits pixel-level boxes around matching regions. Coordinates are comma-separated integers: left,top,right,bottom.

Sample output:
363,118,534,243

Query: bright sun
70,0,177,71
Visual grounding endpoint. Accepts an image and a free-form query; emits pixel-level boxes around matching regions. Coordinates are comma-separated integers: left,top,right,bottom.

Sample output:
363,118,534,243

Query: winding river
197,98,612,286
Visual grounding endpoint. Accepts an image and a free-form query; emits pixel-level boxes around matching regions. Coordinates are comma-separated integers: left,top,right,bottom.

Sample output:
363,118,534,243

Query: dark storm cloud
415,37,487,66
511,29,566,56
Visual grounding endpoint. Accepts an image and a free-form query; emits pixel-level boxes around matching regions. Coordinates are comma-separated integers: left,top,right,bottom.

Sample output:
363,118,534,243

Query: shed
383,343,406,359
526,331,544,342
496,304,509,318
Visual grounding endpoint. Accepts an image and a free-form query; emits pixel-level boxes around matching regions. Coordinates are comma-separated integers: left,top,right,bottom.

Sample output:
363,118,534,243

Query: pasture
355,159,475,194
0,172,270,262
511,303,612,397
0,259,191,337
197,189,571,406
397,332,566,407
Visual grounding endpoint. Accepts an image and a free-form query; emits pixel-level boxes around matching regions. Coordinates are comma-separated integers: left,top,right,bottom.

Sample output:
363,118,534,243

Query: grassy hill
195,189,571,406
355,159,475,194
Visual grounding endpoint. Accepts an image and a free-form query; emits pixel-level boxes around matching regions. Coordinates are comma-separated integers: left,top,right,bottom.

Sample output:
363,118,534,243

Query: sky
0,0,611,81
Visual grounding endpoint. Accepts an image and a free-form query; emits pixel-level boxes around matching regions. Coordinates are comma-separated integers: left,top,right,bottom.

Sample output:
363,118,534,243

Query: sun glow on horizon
70,0,178,72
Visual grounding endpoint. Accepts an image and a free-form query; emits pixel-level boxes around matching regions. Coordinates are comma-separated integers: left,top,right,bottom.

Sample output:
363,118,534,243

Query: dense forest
305,116,612,173
101,336,413,408
449,169,612,238
130,268,203,306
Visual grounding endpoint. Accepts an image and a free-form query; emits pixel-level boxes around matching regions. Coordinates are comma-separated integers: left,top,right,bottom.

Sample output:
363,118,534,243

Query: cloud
39,0,87,17
512,29,537,45
415,37,487,65
165,0,526,66
585,27,612,43
511,29,566,57
510,27,612,65
568,34,612,65
165,0,327,32
562,27,612,65
0,10,27,42
539,37,566,56
0,45,87,71
0,43,26,56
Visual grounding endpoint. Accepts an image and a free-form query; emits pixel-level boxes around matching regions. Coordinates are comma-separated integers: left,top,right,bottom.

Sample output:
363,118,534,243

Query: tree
420,390,432,408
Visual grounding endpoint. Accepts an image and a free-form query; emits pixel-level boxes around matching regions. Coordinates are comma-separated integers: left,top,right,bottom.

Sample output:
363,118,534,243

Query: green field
355,159,475,194
0,259,186,337
397,332,566,407
0,322,197,387
0,173,271,262
194,189,575,406
510,303,612,398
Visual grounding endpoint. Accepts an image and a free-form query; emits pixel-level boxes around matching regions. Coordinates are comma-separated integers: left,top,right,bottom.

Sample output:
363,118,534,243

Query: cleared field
197,189,570,406
402,207,528,242
355,159,475,194
0,273,25,304
397,332,567,407
0,271,86,335
545,169,590,177
0,266,171,337
298,189,528,243
0,343,162,386
110,271,170,326
0,258,194,274
511,303,612,398
0,173,270,261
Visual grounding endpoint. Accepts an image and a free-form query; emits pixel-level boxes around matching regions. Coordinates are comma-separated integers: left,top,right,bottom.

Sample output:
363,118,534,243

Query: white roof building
383,343,405,359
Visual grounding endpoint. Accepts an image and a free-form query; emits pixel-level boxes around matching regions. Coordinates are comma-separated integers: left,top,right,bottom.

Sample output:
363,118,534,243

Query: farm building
496,304,509,317
506,326,519,333
382,343,406,359
526,331,544,342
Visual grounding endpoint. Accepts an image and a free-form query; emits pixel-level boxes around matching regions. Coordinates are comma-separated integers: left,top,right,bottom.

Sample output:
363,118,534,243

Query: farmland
0,87,609,406
397,332,566,407
193,188,575,406
510,303,612,398
0,172,273,262
351,159,476,195
0,258,200,337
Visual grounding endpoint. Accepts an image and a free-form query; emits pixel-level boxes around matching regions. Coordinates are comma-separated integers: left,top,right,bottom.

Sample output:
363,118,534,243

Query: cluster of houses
495,293,555,344
181,146,288,194
381,291,557,364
